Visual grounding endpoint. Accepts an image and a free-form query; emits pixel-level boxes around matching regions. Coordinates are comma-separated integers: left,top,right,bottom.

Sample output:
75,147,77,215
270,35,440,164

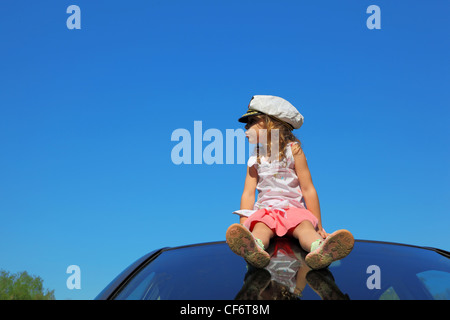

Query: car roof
96,239,450,300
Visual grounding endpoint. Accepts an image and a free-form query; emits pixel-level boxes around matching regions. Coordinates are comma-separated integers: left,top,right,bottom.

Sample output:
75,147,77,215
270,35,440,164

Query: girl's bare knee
292,220,314,238
252,222,274,242
253,222,272,232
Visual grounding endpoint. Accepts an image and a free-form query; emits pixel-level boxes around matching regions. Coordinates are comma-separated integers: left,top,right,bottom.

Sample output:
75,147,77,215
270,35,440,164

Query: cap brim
238,109,263,123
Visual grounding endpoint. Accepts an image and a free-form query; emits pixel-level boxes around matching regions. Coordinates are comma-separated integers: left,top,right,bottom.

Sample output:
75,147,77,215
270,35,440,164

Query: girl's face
245,116,266,144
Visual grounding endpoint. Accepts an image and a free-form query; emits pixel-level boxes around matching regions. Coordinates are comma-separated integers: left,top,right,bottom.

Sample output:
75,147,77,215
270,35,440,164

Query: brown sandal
305,229,354,270
226,223,271,269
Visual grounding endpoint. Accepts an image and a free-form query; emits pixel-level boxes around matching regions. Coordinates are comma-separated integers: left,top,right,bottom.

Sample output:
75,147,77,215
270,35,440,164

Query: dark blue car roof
96,239,450,300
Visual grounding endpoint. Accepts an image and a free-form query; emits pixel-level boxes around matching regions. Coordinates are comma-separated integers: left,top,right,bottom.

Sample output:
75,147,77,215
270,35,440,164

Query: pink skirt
244,206,319,237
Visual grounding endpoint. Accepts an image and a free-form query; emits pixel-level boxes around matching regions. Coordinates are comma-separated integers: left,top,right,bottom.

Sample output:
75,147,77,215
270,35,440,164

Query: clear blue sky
0,0,449,300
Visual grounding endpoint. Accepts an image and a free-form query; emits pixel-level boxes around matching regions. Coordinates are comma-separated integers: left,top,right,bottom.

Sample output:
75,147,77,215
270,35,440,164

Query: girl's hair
252,114,301,163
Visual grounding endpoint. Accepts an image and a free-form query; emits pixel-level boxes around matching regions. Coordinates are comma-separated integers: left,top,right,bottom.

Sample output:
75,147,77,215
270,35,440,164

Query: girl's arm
239,165,258,224
292,144,327,238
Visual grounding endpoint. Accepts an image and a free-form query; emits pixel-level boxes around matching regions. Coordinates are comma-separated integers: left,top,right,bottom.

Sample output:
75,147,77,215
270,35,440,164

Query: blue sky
0,0,449,300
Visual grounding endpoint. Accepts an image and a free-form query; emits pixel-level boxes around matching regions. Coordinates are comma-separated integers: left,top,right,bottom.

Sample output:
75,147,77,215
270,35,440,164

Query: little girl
226,95,354,270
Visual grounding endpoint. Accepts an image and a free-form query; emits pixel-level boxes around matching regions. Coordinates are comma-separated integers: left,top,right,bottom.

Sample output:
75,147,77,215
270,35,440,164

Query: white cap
238,95,304,130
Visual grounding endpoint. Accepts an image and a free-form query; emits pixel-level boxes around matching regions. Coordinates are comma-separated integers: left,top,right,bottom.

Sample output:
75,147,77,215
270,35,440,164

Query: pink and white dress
233,142,318,237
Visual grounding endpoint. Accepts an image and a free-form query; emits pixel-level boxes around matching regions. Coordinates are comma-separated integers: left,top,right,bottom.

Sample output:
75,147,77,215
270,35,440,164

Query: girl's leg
291,220,322,252
251,222,275,249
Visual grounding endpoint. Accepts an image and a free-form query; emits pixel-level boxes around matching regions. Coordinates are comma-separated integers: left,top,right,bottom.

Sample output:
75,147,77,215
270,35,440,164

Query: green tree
0,270,55,300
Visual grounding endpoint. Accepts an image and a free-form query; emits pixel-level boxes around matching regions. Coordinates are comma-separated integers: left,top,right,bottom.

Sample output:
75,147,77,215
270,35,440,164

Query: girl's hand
317,228,328,239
